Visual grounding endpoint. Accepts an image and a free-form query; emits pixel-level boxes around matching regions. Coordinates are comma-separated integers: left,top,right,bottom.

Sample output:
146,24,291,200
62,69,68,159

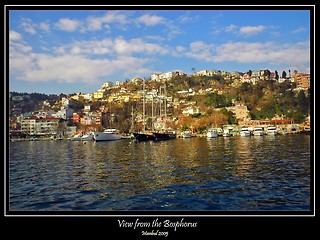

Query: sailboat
133,81,176,141
152,84,176,141
133,79,156,141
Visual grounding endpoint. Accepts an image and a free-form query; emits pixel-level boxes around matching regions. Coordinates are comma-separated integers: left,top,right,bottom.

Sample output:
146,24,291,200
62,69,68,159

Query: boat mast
164,84,167,119
109,101,112,129
130,105,134,133
143,78,146,133
159,86,162,119
151,95,154,132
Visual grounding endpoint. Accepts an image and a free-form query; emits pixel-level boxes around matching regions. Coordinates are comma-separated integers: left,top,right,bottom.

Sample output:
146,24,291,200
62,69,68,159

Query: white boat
253,127,264,136
181,130,192,138
71,133,82,141
93,129,122,141
222,128,232,137
239,127,251,137
266,126,278,135
81,132,94,141
207,128,218,138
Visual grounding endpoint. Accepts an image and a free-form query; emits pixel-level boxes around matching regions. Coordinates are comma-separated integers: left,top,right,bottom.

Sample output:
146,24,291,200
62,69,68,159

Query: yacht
239,127,251,137
253,127,264,136
266,125,278,135
207,128,218,138
93,129,122,141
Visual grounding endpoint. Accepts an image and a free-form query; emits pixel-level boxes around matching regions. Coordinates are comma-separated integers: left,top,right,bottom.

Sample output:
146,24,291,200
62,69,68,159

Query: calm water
8,134,311,213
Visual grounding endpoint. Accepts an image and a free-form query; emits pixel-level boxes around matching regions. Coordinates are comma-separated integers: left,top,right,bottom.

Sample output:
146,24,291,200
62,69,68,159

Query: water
8,134,311,213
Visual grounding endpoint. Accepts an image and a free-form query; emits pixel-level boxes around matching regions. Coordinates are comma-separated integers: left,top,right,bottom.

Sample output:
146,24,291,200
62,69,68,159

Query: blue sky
8,7,312,94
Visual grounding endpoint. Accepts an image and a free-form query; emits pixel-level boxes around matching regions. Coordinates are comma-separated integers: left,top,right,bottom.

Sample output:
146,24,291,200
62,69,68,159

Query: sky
7,6,312,95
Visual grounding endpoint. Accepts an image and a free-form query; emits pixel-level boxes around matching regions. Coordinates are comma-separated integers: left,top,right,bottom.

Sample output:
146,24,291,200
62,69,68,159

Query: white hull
81,133,94,141
71,136,82,141
207,132,218,138
240,127,251,137
267,126,278,135
181,131,192,138
207,129,218,138
266,131,277,135
93,131,122,141
253,131,264,136
240,131,251,137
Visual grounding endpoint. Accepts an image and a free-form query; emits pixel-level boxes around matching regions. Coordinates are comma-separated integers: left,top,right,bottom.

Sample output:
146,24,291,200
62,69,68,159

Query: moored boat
239,127,251,137
133,132,155,141
266,125,278,135
70,133,82,141
253,127,264,136
81,132,94,141
93,129,122,141
181,130,192,138
207,128,218,138
153,131,176,141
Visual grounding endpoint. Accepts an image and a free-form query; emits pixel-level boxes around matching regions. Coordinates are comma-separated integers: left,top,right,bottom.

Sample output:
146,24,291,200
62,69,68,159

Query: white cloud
293,27,307,34
9,30,22,41
20,18,37,34
39,22,50,32
55,18,81,32
54,37,166,57
9,36,158,84
136,14,165,26
185,40,310,69
84,12,129,32
239,25,265,36
225,24,238,33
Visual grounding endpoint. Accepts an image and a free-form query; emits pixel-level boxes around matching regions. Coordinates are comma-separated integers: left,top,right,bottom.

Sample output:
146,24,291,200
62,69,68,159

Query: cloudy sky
8,6,312,94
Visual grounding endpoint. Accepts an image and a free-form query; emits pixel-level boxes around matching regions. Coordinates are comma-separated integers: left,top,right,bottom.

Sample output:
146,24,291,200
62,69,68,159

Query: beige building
21,117,61,135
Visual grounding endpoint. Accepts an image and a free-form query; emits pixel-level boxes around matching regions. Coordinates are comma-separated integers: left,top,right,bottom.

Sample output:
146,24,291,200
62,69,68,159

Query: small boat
70,133,82,141
239,127,251,137
81,132,94,141
222,128,232,137
207,128,218,138
181,130,192,138
93,129,122,141
266,125,278,135
253,127,264,136
302,125,311,134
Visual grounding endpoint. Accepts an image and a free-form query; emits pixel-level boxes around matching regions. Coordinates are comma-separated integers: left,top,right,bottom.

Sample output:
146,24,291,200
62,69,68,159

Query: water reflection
9,134,311,211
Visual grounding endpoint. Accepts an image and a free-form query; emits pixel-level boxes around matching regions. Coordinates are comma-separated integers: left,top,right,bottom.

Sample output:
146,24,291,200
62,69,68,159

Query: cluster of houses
9,68,310,139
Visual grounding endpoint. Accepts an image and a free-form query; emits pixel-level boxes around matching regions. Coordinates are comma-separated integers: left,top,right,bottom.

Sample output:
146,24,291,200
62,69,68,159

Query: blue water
8,134,311,213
